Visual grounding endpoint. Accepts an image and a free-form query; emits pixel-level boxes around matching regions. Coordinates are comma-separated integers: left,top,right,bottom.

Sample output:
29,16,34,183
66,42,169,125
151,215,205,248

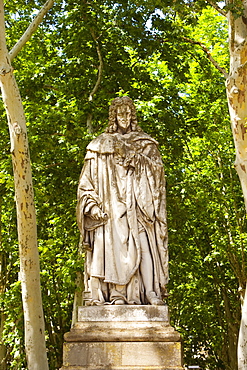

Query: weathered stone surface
65,305,179,343
60,306,184,370
61,368,183,370
77,97,169,307
61,97,183,369
78,305,170,322
65,321,180,343
61,342,183,369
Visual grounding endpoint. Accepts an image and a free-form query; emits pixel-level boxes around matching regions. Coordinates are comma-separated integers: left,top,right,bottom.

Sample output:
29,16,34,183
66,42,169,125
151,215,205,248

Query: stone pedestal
61,305,183,370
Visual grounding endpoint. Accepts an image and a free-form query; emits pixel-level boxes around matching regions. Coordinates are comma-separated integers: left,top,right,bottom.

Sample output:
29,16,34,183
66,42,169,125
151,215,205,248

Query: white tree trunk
0,200,6,370
0,1,48,369
238,283,247,370
226,6,247,369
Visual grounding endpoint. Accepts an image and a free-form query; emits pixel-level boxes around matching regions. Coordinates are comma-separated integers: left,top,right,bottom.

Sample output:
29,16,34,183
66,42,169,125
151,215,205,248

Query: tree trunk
238,283,247,370
0,199,6,370
0,311,6,370
0,2,48,369
225,7,247,370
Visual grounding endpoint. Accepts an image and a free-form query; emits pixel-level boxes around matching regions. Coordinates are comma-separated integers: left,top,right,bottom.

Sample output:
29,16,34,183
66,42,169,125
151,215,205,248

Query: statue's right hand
89,205,108,221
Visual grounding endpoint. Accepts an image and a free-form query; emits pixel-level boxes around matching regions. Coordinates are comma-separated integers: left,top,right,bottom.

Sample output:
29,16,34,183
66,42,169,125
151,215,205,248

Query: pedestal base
61,306,183,370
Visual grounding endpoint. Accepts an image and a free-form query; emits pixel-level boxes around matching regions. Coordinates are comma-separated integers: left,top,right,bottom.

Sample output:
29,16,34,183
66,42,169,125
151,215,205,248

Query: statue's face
116,105,132,134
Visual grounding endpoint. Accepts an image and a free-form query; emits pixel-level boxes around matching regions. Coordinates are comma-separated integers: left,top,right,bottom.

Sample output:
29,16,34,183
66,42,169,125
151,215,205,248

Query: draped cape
77,131,168,300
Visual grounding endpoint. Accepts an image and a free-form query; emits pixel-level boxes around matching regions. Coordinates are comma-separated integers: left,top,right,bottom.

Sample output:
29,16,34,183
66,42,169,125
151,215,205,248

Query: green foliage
224,0,244,19
0,1,246,370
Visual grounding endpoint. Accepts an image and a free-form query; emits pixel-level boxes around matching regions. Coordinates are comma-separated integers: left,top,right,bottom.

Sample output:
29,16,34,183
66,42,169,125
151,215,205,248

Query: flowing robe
77,131,168,304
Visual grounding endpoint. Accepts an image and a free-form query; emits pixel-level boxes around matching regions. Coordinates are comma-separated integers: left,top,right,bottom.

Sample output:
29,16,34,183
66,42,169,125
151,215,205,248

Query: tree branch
88,31,103,101
229,7,236,53
87,30,104,133
182,36,229,78
0,0,11,74
206,0,227,17
9,0,54,61
44,84,60,91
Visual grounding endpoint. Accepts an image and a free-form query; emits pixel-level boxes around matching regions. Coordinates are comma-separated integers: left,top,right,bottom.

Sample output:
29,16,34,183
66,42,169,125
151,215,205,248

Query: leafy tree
146,1,247,367
1,1,247,369
0,0,55,368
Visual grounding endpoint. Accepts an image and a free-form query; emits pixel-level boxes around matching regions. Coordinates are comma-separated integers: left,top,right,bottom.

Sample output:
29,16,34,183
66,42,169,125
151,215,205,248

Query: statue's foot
114,299,125,305
147,291,165,306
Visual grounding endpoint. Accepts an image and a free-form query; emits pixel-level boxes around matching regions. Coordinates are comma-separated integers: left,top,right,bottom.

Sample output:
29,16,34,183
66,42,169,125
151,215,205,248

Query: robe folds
77,130,169,304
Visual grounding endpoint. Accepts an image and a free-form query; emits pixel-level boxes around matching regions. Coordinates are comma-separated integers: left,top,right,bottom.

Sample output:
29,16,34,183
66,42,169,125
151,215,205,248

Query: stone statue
77,96,168,306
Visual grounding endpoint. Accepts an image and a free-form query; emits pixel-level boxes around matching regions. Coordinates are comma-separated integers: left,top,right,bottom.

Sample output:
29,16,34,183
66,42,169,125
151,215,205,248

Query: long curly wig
105,96,142,133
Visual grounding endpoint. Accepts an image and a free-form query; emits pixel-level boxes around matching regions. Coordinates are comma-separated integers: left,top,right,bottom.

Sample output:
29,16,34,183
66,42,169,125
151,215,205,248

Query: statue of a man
77,97,168,305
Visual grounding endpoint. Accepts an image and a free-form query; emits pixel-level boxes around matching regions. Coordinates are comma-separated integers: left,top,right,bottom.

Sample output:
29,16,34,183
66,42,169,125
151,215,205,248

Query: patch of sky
178,92,190,98
145,8,166,32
